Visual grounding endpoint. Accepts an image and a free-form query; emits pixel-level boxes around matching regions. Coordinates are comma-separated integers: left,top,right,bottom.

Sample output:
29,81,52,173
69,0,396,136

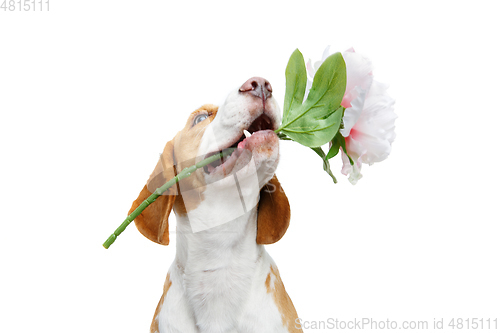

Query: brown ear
256,175,291,244
128,140,177,245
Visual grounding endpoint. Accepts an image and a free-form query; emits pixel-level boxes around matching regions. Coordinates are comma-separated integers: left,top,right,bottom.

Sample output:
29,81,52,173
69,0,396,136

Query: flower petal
347,80,397,165
306,58,315,80
341,49,373,108
321,45,331,62
340,86,366,137
341,148,363,185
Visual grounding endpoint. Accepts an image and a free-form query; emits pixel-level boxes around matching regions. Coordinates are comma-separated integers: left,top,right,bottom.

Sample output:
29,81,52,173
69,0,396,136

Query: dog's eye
193,114,208,126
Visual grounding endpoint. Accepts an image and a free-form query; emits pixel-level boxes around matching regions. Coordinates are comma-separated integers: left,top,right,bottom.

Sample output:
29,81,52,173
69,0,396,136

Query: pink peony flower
306,47,396,184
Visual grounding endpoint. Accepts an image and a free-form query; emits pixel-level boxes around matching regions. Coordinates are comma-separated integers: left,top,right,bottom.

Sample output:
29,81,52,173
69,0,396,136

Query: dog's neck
173,175,265,272
173,199,265,331
174,204,262,273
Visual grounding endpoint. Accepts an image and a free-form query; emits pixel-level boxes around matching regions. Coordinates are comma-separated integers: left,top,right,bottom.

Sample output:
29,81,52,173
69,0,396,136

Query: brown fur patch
265,271,272,292
150,273,173,333
173,190,205,216
257,175,291,244
131,185,176,245
266,265,302,332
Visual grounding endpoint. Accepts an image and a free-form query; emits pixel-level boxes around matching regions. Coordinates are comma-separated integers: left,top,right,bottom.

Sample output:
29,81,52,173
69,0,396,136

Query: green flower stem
102,149,234,249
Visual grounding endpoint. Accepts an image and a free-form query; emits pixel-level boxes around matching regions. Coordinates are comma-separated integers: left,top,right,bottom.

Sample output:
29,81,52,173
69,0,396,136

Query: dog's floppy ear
256,175,291,244
128,139,177,246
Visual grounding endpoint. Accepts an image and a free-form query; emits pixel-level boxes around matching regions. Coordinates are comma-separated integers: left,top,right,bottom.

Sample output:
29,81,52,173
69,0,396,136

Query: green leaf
283,49,307,120
311,147,337,183
279,52,346,148
326,132,343,160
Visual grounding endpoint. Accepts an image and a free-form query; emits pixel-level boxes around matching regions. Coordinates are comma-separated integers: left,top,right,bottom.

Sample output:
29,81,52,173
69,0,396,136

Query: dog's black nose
239,77,273,100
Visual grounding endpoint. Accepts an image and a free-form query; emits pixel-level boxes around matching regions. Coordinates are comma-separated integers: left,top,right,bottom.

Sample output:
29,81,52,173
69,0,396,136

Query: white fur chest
156,209,292,333
179,209,259,328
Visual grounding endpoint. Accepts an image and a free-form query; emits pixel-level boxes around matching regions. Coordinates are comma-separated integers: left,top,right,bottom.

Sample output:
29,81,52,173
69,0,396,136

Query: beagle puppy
129,77,302,333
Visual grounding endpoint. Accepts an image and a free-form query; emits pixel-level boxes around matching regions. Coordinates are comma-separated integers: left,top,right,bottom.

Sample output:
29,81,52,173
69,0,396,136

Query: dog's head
129,77,290,245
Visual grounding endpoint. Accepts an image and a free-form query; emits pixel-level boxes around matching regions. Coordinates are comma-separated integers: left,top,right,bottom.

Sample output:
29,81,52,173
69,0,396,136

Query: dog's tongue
237,129,275,151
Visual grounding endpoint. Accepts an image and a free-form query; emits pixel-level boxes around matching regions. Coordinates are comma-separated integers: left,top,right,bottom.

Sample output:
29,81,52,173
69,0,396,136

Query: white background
1,1,499,332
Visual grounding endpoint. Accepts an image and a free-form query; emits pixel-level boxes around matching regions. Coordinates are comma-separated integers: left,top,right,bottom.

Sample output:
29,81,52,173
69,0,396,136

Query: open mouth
203,114,275,175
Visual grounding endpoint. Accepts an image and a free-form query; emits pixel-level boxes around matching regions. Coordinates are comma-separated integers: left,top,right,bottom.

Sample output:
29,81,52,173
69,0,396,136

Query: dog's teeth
243,130,251,138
